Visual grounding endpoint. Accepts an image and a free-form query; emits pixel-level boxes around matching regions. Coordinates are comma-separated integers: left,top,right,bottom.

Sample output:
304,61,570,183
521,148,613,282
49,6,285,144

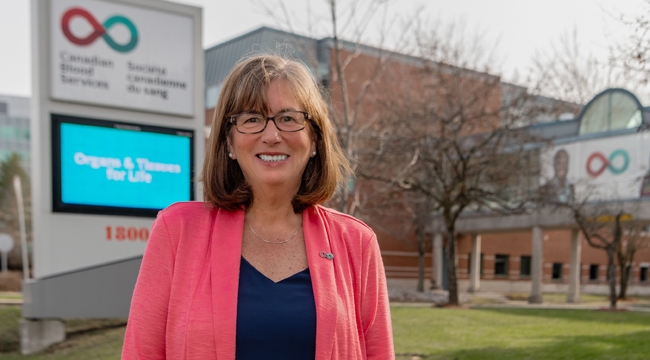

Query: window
579,89,643,135
205,83,222,109
0,102,6,115
641,267,649,283
552,263,563,280
589,264,599,281
520,256,531,277
494,254,509,276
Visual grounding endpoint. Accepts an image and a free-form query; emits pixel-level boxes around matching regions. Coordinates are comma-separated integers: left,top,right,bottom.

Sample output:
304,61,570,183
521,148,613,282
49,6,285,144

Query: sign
541,132,650,202
32,0,203,279
50,0,194,116
52,114,194,217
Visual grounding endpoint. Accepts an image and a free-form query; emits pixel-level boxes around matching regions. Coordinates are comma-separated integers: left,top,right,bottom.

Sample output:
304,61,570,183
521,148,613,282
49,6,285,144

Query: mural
541,132,650,202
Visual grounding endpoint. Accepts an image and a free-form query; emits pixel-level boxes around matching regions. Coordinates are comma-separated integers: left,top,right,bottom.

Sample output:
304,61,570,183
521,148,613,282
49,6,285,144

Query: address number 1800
106,226,149,241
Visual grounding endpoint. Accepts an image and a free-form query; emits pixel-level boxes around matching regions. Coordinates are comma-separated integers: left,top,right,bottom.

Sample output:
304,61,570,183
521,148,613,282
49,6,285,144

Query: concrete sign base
19,319,66,355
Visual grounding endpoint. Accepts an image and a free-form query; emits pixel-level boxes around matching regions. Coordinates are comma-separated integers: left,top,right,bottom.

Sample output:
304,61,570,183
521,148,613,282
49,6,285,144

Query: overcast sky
0,0,645,98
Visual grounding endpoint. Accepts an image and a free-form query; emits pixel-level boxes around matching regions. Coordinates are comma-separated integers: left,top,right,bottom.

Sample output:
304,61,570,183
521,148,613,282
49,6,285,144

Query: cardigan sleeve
361,233,395,359
122,212,176,359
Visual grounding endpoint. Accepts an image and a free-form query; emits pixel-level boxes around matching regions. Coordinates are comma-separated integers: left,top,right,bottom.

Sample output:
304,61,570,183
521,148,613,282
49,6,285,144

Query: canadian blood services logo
61,7,138,53
586,149,629,178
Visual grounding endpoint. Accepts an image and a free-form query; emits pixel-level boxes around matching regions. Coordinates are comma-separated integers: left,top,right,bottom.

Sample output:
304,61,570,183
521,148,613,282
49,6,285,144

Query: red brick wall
454,229,650,287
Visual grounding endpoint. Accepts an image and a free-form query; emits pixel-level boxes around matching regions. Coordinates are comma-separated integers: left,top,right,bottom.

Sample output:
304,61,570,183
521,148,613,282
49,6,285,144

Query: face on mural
553,150,569,181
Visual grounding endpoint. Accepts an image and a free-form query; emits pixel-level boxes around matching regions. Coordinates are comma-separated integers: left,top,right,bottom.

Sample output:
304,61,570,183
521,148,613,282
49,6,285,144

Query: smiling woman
226,79,316,197
122,54,394,360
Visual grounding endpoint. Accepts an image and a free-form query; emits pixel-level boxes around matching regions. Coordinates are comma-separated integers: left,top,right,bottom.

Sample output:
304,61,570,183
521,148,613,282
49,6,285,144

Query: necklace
245,220,302,244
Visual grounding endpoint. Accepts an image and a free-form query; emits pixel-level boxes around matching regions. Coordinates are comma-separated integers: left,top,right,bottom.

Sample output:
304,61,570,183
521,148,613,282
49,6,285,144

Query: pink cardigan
122,202,394,359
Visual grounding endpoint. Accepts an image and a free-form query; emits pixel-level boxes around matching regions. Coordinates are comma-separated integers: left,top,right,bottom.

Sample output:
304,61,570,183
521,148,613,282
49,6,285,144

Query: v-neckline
240,256,309,284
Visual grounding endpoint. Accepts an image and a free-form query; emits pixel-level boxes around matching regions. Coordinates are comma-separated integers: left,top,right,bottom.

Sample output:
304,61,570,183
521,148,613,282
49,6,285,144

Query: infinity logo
586,150,629,177
61,8,138,53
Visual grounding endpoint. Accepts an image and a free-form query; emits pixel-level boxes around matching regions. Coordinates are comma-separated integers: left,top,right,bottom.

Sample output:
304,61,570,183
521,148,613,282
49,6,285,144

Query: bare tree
541,183,650,305
540,172,647,309
412,197,434,292
531,19,650,305
254,0,409,215
360,185,434,292
361,20,547,305
530,28,624,105
617,223,650,299
564,203,629,309
612,1,650,91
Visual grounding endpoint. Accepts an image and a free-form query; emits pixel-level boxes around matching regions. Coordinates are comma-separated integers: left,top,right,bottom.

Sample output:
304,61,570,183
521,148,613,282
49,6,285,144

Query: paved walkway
0,291,23,305
391,291,650,312
4,290,649,311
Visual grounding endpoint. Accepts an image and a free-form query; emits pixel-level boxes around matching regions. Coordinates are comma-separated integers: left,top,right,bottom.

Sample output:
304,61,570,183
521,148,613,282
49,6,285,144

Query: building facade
0,94,30,173
450,88,650,298
203,27,650,299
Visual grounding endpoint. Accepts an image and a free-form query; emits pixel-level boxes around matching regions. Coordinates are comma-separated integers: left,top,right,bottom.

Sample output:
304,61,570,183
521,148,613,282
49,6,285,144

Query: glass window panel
610,92,641,130
520,256,531,277
494,254,509,276
552,263,563,279
625,109,642,129
205,83,222,110
579,95,609,134
589,264,599,281
17,151,28,162
580,90,642,135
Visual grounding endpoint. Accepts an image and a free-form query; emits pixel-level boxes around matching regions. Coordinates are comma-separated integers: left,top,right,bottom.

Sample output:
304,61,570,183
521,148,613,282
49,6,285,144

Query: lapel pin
319,251,334,260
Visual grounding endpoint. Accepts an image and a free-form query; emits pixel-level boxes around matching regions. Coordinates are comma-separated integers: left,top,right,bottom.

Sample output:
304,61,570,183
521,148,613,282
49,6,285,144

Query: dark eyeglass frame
227,111,311,134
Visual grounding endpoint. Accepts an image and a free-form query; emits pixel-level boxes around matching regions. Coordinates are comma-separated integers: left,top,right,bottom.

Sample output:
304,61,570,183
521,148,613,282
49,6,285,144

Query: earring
312,151,317,157
229,153,233,158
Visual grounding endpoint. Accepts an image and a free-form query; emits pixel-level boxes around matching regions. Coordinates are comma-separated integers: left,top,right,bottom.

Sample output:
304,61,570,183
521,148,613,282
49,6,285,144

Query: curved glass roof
578,89,642,135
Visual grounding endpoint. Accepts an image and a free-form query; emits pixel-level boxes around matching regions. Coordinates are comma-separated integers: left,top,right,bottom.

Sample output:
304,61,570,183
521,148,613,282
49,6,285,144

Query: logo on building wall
586,149,629,178
61,7,138,53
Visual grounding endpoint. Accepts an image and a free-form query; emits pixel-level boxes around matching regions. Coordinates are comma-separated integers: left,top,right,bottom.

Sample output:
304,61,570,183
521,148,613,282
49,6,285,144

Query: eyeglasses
228,111,310,134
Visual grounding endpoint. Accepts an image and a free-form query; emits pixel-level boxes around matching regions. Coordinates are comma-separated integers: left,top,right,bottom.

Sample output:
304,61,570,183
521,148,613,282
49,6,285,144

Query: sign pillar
28,0,203,317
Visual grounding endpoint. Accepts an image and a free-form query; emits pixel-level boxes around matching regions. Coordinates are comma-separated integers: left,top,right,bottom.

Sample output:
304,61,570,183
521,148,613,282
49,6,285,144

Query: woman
122,55,394,359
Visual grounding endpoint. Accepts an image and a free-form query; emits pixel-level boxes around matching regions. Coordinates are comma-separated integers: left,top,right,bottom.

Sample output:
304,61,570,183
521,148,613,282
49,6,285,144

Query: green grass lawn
0,306,126,360
0,306,21,354
392,306,650,360
1,305,650,359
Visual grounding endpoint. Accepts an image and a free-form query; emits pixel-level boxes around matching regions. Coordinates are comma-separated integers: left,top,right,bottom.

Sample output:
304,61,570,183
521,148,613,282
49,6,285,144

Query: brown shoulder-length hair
201,54,351,213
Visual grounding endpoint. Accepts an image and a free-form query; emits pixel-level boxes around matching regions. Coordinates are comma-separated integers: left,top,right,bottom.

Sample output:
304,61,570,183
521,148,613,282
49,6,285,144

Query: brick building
447,88,650,300
204,27,650,299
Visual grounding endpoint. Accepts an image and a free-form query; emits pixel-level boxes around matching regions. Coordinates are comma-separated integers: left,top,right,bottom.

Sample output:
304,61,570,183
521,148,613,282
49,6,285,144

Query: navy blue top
235,257,317,360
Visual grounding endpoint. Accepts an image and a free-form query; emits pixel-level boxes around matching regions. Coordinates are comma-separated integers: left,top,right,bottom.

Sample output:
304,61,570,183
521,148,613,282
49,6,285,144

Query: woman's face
228,79,316,194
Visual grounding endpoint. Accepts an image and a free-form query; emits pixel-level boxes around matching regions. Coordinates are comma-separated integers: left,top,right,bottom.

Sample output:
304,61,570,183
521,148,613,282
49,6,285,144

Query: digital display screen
52,114,194,217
